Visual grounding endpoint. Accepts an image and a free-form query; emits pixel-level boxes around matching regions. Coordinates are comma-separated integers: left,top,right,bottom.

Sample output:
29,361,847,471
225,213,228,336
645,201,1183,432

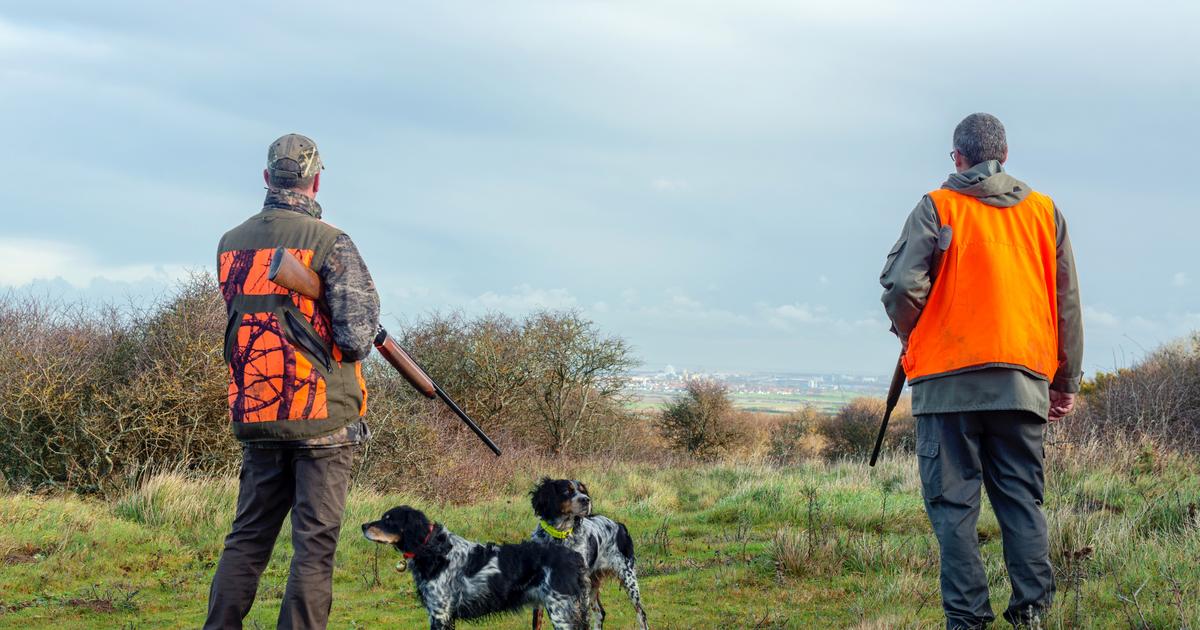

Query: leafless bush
767,407,825,465
401,309,639,456
0,273,233,492
815,398,914,461
1055,334,1200,452
656,379,744,459
0,281,643,497
524,311,639,454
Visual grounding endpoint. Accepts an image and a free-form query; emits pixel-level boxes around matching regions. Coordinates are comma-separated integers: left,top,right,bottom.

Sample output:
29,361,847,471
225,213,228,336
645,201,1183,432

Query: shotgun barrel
868,357,906,467
267,247,502,456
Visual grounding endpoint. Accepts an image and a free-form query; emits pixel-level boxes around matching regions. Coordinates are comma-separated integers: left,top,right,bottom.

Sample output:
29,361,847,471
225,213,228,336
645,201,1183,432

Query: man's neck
264,187,323,219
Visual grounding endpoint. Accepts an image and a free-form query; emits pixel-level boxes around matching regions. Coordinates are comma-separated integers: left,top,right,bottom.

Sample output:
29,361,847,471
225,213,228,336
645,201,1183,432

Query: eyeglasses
948,150,957,161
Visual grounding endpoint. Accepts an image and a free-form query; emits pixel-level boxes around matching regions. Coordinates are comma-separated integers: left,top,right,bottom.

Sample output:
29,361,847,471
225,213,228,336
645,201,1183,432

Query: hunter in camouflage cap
266,133,324,187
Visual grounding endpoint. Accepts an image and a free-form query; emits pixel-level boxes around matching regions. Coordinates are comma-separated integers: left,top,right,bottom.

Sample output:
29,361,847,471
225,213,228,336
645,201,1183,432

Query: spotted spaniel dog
529,478,649,630
363,506,590,630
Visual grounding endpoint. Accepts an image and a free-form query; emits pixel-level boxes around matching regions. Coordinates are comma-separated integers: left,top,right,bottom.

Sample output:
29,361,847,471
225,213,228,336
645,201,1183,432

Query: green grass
2,445,1199,628
629,390,858,414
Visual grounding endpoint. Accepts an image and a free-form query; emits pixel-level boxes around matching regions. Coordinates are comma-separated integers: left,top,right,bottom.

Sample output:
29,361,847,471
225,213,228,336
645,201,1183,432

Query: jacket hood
941,160,1030,208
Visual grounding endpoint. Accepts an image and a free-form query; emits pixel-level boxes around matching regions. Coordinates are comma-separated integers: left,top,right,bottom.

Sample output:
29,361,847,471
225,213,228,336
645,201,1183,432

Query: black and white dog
363,506,590,630
529,478,649,630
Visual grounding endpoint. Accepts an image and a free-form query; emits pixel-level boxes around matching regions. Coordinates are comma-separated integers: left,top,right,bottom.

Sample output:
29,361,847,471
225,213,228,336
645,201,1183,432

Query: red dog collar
403,523,436,559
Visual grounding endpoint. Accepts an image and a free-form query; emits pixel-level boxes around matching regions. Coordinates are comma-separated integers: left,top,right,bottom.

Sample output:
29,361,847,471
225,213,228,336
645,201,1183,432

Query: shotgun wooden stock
266,247,501,456
267,248,323,302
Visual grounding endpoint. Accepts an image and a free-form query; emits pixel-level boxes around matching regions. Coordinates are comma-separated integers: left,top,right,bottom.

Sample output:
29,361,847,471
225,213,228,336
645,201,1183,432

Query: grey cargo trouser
204,445,354,630
917,411,1055,629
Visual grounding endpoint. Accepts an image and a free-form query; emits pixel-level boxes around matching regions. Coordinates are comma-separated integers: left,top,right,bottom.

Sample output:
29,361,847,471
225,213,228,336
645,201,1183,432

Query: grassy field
2,443,1199,629
629,390,859,414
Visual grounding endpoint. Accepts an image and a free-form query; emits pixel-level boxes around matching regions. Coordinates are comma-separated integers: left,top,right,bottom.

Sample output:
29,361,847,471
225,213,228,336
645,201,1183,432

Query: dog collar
539,520,572,539
403,522,437,559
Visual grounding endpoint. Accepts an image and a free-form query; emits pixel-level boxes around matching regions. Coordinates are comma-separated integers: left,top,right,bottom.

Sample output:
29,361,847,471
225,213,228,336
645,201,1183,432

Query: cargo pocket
917,440,942,502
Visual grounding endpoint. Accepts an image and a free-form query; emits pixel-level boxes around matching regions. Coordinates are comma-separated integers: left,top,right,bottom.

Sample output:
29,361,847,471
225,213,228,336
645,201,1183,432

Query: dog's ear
577,481,590,499
393,506,432,551
530,477,560,521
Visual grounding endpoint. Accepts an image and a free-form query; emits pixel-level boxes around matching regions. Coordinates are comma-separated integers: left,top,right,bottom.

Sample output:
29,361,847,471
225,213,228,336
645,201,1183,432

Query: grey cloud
1,1,1196,375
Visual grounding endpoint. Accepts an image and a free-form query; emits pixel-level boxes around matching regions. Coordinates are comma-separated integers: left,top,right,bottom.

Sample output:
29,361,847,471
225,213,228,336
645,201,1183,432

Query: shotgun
267,247,502,456
870,225,953,466
868,357,906,467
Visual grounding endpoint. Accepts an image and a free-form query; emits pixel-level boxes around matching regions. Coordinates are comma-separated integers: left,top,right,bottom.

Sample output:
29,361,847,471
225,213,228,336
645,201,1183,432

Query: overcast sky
2,1,1197,376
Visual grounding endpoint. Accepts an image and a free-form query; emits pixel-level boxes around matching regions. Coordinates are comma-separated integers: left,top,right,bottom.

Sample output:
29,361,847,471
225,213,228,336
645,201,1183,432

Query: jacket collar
263,187,323,219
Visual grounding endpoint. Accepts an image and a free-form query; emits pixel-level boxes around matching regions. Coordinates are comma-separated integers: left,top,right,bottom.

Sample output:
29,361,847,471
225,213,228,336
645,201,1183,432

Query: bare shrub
1056,334,1200,451
657,379,742,459
816,398,914,461
524,311,638,454
352,360,441,494
885,399,917,453
352,353,545,504
0,274,233,492
401,309,639,456
357,407,541,504
721,411,783,462
0,281,644,497
816,398,880,460
120,275,234,473
768,406,825,465
459,314,539,433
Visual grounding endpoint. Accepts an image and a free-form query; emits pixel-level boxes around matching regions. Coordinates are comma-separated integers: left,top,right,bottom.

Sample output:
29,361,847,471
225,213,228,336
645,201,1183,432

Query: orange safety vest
902,188,1060,383
217,208,368,441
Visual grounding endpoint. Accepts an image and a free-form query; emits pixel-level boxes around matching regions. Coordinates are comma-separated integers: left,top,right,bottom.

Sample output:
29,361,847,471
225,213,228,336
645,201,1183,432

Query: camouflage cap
267,133,324,183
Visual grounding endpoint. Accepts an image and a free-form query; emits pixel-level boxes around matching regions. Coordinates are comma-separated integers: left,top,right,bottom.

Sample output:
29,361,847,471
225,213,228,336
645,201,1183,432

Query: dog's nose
361,523,369,532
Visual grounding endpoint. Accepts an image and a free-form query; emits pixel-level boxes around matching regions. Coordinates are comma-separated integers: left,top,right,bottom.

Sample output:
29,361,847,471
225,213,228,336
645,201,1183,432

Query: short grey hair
953,113,1007,166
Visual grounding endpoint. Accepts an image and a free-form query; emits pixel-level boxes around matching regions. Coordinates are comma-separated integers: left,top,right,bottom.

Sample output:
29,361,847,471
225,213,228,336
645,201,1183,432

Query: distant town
625,365,892,414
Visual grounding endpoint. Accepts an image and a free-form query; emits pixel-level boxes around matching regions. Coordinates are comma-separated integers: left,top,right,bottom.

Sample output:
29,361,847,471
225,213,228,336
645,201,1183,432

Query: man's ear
263,169,271,186
311,171,320,195
953,151,971,172
1000,148,1008,165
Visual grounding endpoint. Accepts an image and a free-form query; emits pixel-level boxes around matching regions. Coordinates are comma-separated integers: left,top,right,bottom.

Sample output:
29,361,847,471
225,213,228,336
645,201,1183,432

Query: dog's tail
615,523,649,629
616,523,636,564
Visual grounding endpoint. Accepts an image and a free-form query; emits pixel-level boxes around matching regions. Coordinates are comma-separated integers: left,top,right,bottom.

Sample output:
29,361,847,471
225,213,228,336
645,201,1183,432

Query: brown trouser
204,445,354,630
